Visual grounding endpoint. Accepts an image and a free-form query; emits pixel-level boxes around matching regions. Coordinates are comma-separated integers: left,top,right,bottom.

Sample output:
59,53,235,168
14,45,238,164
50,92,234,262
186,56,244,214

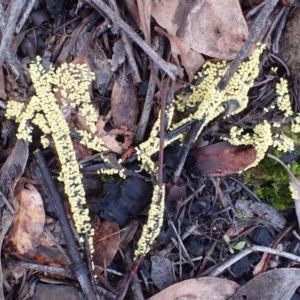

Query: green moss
244,151,300,211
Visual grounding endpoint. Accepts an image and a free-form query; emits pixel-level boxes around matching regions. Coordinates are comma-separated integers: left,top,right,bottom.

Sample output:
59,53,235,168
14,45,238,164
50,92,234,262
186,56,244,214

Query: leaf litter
0,0,299,299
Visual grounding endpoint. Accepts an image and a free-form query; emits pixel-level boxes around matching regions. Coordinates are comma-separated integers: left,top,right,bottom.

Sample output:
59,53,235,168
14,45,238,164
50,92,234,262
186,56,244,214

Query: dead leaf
137,0,151,45
111,75,139,132
229,268,300,300
33,283,82,300
185,142,256,176
109,39,126,72
151,256,175,290
34,245,69,267
6,182,45,258
125,0,141,28
165,185,186,218
72,138,93,160
155,26,204,82
235,200,286,229
149,277,239,300
93,220,120,268
95,116,133,153
0,139,28,200
151,0,248,60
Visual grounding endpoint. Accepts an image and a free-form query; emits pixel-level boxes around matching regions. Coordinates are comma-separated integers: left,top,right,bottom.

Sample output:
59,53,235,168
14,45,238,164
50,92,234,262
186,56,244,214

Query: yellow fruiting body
290,183,298,200
134,184,165,258
5,57,98,247
291,114,300,133
276,78,293,118
172,43,266,141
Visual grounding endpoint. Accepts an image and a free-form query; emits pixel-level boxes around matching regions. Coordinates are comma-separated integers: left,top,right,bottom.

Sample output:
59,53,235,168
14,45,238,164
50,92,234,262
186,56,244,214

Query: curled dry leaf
95,114,134,153
152,0,248,60
149,277,239,300
185,142,256,177
93,220,120,268
6,182,45,258
95,116,128,154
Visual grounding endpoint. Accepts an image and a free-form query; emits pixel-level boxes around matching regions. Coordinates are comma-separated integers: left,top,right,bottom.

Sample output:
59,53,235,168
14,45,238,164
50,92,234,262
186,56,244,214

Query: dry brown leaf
155,26,204,82
229,268,300,300
137,0,151,45
152,0,248,60
111,75,139,132
95,116,124,153
93,220,120,268
34,245,69,267
125,0,141,28
72,138,93,160
6,182,45,258
166,185,186,202
185,142,256,177
149,277,239,300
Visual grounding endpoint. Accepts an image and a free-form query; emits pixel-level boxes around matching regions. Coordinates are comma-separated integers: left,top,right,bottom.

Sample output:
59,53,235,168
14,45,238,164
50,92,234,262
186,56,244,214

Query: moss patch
244,150,300,211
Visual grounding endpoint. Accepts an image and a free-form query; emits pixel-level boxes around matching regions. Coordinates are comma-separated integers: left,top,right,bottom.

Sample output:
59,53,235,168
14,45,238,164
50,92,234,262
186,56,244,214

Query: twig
271,4,292,53
6,260,75,279
85,0,178,80
172,119,202,183
135,35,165,142
108,0,141,84
33,149,97,300
168,213,196,269
0,0,26,67
209,244,300,277
15,0,36,34
229,177,262,203
124,250,144,300
115,255,144,300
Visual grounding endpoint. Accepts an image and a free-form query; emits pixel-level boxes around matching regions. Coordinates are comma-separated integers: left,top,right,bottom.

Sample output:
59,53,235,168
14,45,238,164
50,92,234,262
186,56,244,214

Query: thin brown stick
6,260,75,279
34,149,97,300
135,35,165,142
108,0,141,84
15,0,36,34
